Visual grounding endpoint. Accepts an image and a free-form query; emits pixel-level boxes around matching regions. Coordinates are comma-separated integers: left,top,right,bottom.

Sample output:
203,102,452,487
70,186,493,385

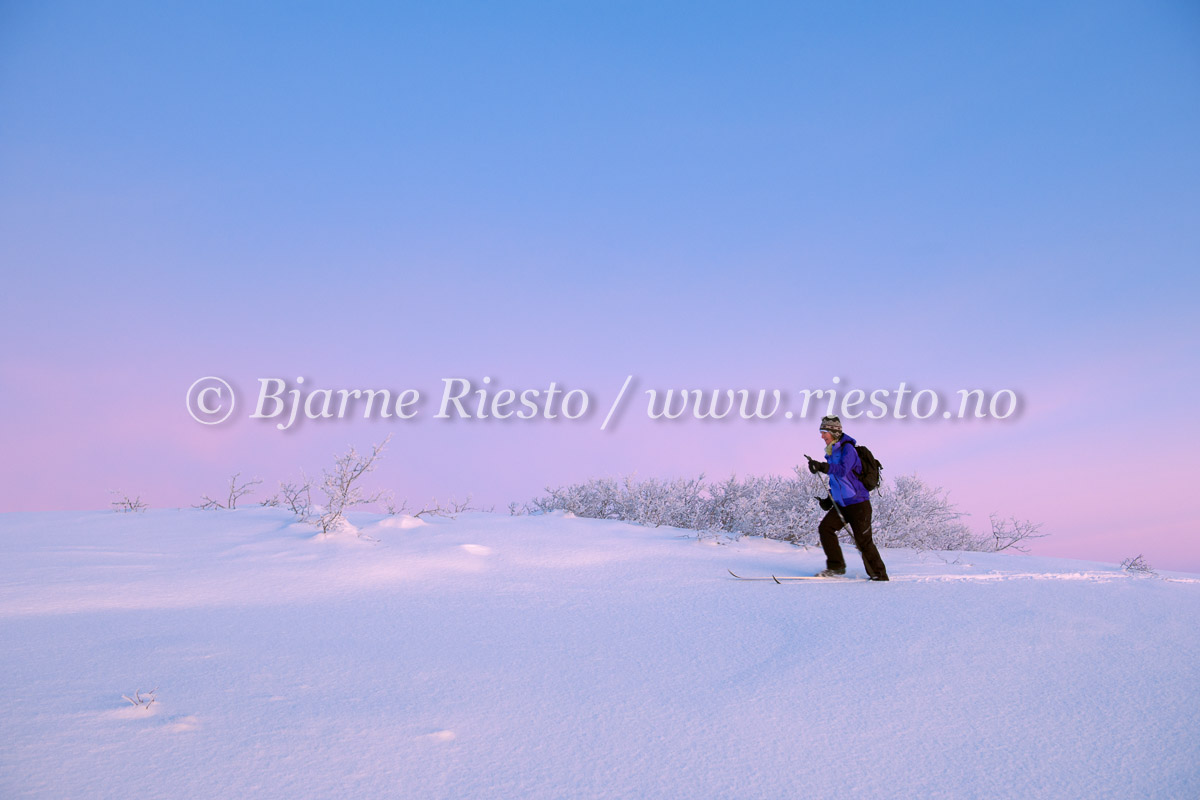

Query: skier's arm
827,443,861,480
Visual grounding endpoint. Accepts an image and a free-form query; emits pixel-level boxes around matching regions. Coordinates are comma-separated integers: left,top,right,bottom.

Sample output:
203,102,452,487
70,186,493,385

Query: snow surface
1,508,1198,799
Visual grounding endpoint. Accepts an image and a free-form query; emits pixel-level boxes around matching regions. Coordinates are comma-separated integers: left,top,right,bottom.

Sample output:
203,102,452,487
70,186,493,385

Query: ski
727,569,866,583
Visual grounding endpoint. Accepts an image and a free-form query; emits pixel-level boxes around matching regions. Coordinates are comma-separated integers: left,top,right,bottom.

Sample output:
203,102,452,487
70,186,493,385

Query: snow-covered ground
1,508,1197,799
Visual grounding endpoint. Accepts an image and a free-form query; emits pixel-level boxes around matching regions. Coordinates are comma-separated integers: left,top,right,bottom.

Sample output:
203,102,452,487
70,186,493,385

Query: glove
806,455,829,475
817,494,833,511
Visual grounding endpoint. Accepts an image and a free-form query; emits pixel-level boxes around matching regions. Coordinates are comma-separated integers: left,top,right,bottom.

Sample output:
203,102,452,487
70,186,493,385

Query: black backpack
853,444,883,491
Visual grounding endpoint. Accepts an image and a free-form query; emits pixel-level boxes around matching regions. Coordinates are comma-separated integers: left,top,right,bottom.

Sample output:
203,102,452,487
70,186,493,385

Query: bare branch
226,473,262,510
109,491,148,513
988,514,1048,553
279,473,314,520
122,687,157,709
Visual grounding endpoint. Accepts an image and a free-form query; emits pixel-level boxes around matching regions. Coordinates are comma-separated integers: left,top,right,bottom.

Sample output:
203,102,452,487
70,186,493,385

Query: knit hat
819,415,843,436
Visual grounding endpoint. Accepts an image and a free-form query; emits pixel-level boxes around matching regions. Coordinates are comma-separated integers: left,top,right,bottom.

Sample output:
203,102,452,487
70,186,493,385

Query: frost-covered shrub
870,474,976,551
703,472,823,541
194,473,262,510
315,436,390,535
1120,554,1155,575
986,515,1046,553
110,491,148,513
525,469,1042,553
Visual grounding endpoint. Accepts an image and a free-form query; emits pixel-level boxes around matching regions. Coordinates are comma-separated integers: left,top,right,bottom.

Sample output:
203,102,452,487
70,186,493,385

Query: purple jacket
827,433,870,507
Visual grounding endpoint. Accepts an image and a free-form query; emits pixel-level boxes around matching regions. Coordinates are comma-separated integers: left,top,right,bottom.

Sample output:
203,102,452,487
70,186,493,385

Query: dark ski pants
818,500,888,579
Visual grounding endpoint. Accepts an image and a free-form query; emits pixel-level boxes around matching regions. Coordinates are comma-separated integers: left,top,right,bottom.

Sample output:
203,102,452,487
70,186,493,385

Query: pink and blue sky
2,1,1197,569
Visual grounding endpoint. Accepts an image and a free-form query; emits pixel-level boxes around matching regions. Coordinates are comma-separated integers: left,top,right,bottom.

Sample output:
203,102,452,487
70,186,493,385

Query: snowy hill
1,509,1197,799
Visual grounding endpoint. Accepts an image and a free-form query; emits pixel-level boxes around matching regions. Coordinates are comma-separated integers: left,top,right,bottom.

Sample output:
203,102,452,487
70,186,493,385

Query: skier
806,415,889,581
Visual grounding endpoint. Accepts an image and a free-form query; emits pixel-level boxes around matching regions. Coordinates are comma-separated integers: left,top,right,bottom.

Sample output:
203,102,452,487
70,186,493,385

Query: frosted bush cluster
1120,554,1155,575
870,474,978,551
525,468,1043,553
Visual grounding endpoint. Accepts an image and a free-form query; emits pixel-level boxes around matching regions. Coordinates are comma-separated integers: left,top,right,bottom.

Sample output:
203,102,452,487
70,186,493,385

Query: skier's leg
844,501,888,580
817,507,847,572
